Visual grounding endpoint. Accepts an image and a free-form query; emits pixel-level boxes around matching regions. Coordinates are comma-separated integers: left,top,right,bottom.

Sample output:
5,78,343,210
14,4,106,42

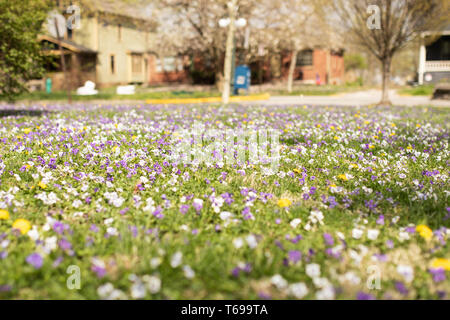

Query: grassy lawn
398,85,435,96
16,89,222,102
0,103,448,299
13,84,370,102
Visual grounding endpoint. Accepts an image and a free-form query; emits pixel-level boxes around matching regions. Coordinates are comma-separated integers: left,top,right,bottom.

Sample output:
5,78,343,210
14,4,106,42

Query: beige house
40,0,167,90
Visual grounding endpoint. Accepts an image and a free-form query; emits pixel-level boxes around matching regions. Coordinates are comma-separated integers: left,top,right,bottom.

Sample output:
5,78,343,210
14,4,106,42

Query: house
248,48,344,85
418,25,450,85
40,0,188,90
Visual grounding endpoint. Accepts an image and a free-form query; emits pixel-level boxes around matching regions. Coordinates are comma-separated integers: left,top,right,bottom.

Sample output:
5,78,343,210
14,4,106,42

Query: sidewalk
249,89,450,107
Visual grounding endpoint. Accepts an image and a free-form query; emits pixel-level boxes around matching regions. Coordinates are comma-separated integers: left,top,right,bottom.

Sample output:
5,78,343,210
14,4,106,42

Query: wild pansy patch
0,103,448,299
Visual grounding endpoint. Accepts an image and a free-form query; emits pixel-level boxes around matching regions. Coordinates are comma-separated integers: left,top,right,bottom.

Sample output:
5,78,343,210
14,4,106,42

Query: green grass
16,89,222,101
398,85,435,96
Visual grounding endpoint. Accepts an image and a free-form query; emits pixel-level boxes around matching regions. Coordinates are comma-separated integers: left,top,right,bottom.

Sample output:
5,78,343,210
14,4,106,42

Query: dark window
296,49,313,66
110,55,115,74
118,24,122,41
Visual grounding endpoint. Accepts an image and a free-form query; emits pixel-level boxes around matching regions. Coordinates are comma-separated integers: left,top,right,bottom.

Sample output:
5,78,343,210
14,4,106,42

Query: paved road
247,89,450,107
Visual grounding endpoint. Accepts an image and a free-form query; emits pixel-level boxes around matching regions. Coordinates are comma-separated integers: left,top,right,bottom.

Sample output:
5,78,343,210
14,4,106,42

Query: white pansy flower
271,274,288,290
170,251,183,268
289,282,308,299
305,263,321,278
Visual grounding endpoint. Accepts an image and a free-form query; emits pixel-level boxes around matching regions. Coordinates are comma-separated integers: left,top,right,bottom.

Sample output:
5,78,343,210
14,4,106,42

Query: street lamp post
219,0,246,104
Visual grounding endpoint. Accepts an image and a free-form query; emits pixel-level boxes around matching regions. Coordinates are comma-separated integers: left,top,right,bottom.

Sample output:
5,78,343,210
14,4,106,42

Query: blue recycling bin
233,65,251,95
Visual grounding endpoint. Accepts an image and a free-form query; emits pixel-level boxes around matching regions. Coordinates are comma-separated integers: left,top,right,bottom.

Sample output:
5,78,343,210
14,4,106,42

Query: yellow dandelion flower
316,124,321,128
369,145,375,149
277,199,292,208
12,219,31,235
431,258,450,271
416,124,421,128
23,128,31,134
338,174,348,181
0,209,9,220
416,224,433,240
293,168,301,174
38,181,47,189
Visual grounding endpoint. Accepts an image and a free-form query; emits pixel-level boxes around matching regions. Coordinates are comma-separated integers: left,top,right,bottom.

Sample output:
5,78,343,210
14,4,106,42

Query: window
155,58,162,73
131,54,143,74
296,49,313,66
118,24,122,41
163,57,176,72
110,55,115,74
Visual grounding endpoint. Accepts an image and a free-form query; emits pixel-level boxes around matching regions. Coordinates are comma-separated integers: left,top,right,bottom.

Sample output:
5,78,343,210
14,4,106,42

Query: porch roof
38,35,97,54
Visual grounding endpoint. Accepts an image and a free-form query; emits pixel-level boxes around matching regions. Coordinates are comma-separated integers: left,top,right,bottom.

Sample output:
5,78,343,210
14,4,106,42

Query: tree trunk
287,49,298,93
379,57,392,106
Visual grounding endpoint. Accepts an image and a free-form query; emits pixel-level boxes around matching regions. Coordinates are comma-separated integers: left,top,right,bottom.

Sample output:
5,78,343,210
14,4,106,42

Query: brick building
251,48,344,85
283,48,345,85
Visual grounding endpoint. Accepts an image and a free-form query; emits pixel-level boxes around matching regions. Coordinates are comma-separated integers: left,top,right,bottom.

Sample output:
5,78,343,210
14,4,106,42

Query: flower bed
0,103,448,299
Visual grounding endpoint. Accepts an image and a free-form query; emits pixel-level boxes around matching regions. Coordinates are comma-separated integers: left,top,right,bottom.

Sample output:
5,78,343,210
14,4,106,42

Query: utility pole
54,1,72,103
222,0,237,104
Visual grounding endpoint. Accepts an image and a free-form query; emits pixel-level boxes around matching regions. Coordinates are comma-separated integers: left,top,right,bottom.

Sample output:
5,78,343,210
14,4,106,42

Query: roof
422,24,450,36
38,35,97,54
80,0,154,21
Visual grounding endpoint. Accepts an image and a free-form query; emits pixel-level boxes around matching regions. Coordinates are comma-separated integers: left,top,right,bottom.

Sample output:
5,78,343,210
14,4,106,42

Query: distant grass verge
398,85,435,96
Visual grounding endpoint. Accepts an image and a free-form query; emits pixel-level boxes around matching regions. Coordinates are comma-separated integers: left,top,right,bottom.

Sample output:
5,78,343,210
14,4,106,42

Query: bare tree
331,0,450,105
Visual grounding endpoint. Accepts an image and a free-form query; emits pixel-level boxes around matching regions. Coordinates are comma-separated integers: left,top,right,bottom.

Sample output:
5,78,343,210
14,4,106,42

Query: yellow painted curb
145,93,270,105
